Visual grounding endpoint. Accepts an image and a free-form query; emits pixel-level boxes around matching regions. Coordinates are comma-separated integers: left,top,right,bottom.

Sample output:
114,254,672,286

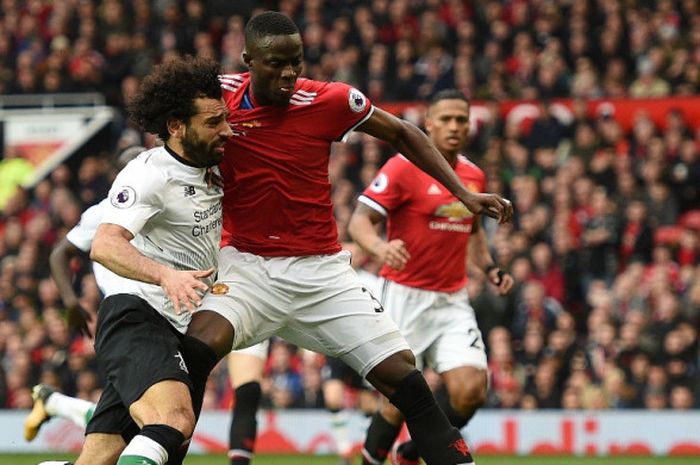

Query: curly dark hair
245,11,299,45
128,56,222,141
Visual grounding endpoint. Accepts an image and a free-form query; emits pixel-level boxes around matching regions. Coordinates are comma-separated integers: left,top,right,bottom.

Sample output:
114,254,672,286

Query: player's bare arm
50,238,93,336
348,203,411,271
468,218,514,295
357,107,513,223
91,222,214,314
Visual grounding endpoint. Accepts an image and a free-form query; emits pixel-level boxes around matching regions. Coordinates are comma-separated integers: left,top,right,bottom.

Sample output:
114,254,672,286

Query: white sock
44,392,95,428
330,409,352,456
118,435,168,465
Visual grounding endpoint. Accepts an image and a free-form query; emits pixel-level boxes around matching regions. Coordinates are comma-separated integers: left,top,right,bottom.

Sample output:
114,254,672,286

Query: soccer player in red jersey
187,12,513,465
349,89,515,465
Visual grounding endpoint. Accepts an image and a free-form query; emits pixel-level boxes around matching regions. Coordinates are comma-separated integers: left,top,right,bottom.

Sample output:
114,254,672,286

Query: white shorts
231,339,269,360
200,247,409,378
376,278,487,373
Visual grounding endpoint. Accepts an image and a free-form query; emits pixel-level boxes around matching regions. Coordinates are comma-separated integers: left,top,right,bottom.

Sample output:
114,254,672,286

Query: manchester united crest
210,282,229,295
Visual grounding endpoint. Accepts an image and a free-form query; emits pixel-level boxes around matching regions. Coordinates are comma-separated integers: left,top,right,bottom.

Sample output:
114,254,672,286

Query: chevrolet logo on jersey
239,120,262,128
434,201,473,221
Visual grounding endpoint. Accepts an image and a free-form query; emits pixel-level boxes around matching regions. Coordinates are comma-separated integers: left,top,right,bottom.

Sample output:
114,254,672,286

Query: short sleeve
65,199,108,252
102,161,165,237
319,82,374,142
358,156,411,216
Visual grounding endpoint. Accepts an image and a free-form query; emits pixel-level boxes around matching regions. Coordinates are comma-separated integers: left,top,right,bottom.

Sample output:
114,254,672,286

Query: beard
181,126,224,167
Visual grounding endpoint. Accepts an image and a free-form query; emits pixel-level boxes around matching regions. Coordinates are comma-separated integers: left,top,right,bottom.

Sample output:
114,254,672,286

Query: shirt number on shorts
362,287,384,313
467,328,484,350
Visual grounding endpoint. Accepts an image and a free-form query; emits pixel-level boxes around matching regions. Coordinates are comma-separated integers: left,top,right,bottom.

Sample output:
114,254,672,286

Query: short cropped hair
128,56,221,141
429,89,469,107
245,11,299,45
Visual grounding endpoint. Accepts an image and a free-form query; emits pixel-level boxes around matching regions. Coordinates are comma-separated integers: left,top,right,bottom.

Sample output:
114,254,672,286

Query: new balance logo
175,351,189,373
428,184,442,195
184,185,196,197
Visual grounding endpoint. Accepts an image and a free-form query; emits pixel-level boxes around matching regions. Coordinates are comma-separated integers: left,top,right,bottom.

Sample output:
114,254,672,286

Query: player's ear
166,117,184,138
242,51,252,68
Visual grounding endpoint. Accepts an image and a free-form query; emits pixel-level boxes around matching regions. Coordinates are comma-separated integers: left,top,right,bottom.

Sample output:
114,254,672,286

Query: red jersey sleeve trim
358,194,388,217
339,105,375,142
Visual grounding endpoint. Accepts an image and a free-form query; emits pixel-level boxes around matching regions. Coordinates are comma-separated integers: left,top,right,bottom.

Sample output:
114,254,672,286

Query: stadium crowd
1,0,699,415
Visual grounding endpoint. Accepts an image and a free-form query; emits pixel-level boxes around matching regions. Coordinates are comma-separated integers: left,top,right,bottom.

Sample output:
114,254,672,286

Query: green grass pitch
4,454,699,465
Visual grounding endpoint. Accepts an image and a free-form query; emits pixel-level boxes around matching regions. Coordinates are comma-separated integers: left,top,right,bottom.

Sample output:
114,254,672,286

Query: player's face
181,98,232,167
245,33,304,106
425,99,470,158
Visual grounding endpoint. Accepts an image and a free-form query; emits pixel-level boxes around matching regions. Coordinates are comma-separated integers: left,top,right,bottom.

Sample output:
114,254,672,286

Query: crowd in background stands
0,0,699,413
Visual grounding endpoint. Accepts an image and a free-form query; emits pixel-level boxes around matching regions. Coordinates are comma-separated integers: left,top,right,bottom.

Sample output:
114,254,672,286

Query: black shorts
322,356,369,390
86,293,193,437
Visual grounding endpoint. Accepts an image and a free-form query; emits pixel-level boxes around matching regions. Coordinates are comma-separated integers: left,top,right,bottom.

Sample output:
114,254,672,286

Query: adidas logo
428,184,442,195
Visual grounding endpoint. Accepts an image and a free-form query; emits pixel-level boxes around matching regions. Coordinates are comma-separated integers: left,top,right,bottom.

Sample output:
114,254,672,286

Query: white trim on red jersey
340,105,375,142
358,194,388,217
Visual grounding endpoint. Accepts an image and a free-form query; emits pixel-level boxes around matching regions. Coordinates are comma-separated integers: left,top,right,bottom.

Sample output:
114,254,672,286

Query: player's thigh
378,279,444,358
278,255,409,378
199,247,288,351
75,433,125,465
424,299,487,375
228,340,269,388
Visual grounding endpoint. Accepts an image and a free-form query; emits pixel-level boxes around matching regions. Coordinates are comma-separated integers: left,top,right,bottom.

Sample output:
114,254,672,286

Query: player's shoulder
296,78,366,108
118,147,169,184
385,153,420,172
456,154,485,177
219,72,248,95
374,154,416,184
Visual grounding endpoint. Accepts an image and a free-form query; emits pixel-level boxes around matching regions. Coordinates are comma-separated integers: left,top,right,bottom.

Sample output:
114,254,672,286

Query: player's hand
460,192,513,224
374,238,411,270
66,302,93,338
487,267,514,295
160,267,216,314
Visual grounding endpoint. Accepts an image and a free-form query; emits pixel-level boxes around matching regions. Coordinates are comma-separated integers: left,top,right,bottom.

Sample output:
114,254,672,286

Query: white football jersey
102,146,223,333
65,198,129,296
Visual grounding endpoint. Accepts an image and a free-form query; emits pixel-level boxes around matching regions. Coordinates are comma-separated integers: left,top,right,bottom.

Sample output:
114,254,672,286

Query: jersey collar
164,143,201,168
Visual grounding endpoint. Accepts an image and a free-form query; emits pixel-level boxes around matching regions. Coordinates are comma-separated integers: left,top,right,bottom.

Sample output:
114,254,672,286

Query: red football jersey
359,154,486,292
219,73,373,256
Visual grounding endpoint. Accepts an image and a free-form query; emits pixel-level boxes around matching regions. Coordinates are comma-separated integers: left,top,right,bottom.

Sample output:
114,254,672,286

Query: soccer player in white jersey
349,90,514,465
23,146,144,444
64,56,231,465
28,143,268,465
185,12,512,465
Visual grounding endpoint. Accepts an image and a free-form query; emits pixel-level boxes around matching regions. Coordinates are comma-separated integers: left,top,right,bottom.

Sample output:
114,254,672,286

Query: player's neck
443,151,458,167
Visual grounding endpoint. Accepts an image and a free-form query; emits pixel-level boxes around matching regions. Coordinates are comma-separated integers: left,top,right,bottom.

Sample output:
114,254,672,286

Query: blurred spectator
0,0,698,413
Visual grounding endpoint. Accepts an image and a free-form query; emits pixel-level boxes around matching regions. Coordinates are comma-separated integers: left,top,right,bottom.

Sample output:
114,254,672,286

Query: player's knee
165,405,196,439
392,348,416,368
187,311,234,359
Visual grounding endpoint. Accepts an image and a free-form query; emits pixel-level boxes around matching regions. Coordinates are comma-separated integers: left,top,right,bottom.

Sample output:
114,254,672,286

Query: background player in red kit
186,12,513,465
349,89,514,465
